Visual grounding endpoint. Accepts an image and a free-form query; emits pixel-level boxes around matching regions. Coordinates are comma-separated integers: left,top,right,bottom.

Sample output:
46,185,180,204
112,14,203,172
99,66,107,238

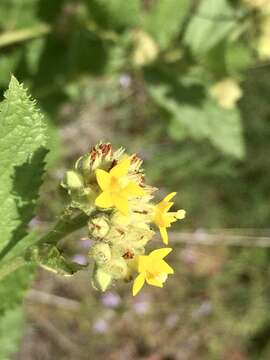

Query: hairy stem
0,212,89,281
34,212,89,247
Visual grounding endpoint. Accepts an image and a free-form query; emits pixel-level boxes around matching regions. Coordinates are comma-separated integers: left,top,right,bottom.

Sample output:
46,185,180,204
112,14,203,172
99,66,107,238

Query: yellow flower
210,78,243,110
132,248,174,296
153,192,186,245
95,157,145,215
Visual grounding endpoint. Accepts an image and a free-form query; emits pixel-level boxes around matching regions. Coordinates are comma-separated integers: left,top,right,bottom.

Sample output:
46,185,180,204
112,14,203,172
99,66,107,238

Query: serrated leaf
143,0,189,48
0,76,47,258
0,263,36,359
148,79,245,158
0,263,35,315
184,0,238,55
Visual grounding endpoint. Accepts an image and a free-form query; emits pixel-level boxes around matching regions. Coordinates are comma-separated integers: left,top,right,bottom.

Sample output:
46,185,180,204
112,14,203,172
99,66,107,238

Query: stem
34,212,89,247
0,212,89,281
0,24,51,48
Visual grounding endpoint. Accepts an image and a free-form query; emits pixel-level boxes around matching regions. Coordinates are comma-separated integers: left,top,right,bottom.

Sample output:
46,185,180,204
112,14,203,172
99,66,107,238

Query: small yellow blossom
153,192,186,245
95,157,145,215
132,30,159,66
132,248,174,296
210,78,243,110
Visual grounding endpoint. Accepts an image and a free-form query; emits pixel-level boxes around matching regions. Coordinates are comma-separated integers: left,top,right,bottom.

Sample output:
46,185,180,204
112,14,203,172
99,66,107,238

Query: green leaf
32,245,84,276
0,0,40,31
225,41,254,74
88,0,141,31
184,0,238,55
0,76,47,258
148,78,245,158
0,306,26,360
143,0,189,48
0,263,36,359
0,263,35,315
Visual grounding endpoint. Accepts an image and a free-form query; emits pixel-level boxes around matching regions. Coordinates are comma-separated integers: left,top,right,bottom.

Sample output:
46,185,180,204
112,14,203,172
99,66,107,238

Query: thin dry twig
30,313,84,357
26,289,81,312
170,230,270,247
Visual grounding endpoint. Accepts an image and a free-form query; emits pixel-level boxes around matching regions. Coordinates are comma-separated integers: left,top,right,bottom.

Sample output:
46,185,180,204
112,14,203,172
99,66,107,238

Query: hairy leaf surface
0,76,47,257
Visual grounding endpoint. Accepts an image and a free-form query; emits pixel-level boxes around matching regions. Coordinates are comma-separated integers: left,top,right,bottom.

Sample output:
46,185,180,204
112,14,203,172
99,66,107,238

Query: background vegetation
1,0,270,358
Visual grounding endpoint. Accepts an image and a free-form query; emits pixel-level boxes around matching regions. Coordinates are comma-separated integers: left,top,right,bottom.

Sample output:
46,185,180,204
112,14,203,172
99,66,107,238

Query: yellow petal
95,191,113,208
164,192,177,202
164,214,177,227
176,209,186,219
110,157,131,178
157,201,174,213
146,275,163,287
138,255,152,273
123,182,145,196
158,259,174,274
96,169,111,191
160,227,169,244
153,209,165,227
150,248,172,259
113,194,129,215
133,273,145,296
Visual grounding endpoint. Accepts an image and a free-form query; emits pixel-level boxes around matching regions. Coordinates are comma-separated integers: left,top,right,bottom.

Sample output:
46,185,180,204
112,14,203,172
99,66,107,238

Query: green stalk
0,212,89,281
0,23,51,48
34,212,89,247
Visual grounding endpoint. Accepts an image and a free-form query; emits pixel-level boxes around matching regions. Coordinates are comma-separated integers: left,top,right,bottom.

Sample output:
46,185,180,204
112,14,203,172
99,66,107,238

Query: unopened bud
89,216,110,239
90,243,111,266
75,154,91,179
108,257,128,280
92,266,112,292
63,171,84,190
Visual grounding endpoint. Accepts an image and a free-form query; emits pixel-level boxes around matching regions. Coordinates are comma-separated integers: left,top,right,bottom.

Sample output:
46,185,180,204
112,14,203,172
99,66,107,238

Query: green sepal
92,265,112,292
26,245,84,276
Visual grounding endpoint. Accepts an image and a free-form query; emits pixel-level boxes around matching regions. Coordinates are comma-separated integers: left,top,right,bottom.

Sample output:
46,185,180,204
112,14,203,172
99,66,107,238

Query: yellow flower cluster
63,143,186,295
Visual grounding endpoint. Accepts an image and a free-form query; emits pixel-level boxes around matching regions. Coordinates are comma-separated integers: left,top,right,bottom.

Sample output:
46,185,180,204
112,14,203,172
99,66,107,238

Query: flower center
110,176,122,194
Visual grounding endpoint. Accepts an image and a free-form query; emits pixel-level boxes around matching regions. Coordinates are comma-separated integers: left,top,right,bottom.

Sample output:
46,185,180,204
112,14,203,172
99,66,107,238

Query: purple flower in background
192,300,212,319
93,318,109,334
133,301,149,315
72,254,88,266
119,74,131,89
180,247,198,265
29,217,42,229
79,238,93,249
165,314,179,328
101,292,121,308
133,293,150,315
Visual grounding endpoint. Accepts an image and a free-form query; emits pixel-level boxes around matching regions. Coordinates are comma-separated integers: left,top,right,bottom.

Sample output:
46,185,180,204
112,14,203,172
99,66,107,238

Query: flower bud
92,266,112,292
75,154,91,179
89,216,110,239
62,170,84,191
90,243,111,266
108,257,128,280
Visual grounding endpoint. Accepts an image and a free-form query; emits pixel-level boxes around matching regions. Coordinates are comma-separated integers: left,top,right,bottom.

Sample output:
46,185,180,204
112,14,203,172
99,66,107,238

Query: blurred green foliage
1,0,270,359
